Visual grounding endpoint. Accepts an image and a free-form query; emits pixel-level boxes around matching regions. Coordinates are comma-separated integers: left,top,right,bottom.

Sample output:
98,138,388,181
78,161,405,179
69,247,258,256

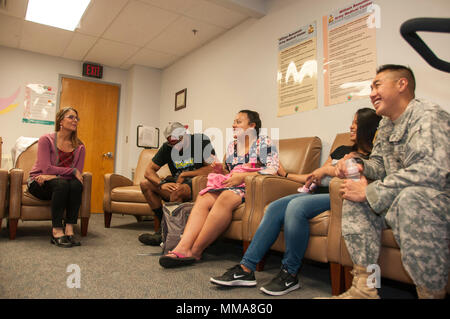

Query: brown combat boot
416,286,446,299
330,265,380,299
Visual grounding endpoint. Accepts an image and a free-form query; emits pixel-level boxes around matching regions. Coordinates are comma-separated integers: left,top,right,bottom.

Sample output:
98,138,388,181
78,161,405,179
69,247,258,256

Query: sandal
159,251,196,268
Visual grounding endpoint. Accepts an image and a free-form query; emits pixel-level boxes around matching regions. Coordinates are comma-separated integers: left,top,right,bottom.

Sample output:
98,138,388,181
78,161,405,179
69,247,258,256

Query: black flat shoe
66,235,81,246
50,235,73,248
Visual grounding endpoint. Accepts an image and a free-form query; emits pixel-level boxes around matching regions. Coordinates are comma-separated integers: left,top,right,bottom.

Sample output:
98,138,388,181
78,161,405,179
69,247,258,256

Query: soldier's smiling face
370,71,400,118
370,70,411,121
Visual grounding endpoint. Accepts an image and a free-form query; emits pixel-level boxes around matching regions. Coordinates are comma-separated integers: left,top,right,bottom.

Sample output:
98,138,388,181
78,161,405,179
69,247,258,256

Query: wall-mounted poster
23,84,56,125
323,0,378,106
277,22,318,117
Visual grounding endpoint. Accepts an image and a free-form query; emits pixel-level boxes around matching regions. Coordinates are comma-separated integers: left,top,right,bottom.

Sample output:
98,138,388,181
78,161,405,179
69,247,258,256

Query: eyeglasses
65,115,80,121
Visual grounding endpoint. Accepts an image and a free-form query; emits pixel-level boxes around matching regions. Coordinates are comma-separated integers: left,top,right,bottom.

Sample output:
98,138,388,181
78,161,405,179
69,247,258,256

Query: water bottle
345,158,360,181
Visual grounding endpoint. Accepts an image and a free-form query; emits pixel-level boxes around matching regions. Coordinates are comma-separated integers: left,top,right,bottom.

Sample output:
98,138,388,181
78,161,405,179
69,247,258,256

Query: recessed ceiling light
25,0,91,31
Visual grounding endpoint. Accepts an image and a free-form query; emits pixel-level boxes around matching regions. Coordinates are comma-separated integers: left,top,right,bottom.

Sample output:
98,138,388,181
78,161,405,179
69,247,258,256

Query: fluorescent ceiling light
25,0,91,31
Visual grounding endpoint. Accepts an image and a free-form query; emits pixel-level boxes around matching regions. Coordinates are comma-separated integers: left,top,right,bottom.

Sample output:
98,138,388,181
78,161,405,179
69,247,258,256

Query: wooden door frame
56,74,122,172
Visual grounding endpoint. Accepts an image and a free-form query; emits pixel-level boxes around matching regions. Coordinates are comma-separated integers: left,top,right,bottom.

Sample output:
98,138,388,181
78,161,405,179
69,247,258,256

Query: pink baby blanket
198,165,261,195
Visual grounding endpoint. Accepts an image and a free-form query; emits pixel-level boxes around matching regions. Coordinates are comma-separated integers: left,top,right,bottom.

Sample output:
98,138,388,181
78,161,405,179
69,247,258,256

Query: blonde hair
55,107,83,148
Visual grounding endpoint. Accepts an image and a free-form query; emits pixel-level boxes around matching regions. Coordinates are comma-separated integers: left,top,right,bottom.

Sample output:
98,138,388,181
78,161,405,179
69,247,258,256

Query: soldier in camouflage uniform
333,65,449,299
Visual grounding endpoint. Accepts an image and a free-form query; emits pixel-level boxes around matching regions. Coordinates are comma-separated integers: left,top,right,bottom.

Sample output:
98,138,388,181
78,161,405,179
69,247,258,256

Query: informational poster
277,22,318,117
23,84,56,125
323,0,378,106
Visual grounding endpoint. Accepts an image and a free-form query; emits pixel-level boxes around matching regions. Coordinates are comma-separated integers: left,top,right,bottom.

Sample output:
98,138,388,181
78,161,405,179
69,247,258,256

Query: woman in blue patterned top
159,110,279,268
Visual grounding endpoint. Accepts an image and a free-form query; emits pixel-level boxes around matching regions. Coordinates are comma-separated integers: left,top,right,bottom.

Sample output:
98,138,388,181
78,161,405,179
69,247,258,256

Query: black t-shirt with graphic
152,134,215,178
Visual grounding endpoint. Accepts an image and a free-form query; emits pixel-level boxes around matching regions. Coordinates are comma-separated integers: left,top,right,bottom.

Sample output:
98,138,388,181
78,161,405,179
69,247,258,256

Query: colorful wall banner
0,87,20,115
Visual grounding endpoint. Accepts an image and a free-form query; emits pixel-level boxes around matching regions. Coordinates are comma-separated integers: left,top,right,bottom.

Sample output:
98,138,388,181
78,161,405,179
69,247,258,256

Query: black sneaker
210,264,257,287
138,230,162,246
260,267,300,296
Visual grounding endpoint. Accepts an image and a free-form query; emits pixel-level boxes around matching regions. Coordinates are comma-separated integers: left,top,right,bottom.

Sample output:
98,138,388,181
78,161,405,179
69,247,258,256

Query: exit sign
83,62,103,79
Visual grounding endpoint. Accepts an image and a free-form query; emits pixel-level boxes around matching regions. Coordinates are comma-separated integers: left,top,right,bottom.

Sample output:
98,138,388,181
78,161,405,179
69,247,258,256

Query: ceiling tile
139,0,201,14
19,21,74,57
0,13,23,48
84,38,140,68
0,0,257,69
0,0,28,18
185,0,247,29
146,16,225,56
122,47,180,69
63,33,98,61
102,0,180,46
77,0,129,37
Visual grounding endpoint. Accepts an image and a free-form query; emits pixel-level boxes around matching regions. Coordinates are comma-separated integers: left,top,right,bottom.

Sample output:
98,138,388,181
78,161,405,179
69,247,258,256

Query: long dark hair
239,109,262,137
55,107,83,148
354,108,381,154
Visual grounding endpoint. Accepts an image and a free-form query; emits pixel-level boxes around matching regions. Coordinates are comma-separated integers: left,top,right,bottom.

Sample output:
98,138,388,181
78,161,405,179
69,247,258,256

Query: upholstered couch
0,168,7,230
103,148,171,228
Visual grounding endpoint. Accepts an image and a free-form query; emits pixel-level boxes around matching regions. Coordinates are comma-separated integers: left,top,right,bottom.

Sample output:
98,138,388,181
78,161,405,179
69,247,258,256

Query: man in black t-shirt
138,122,215,246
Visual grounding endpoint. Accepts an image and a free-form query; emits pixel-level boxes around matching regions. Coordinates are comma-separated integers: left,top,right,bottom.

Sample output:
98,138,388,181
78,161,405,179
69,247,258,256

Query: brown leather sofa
192,136,322,254
103,148,171,228
8,141,92,239
0,137,6,230
0,168,7,230
334,177,450,295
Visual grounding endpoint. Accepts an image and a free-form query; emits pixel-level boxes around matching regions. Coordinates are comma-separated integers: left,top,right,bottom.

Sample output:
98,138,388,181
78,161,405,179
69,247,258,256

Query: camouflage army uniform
342,98,450,291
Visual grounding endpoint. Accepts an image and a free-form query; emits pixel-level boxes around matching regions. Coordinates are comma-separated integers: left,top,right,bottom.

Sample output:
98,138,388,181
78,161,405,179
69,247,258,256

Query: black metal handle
400,18,450,73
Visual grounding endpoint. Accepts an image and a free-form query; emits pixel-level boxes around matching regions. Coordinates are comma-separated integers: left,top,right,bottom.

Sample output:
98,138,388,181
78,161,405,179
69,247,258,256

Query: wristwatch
158,180,167,187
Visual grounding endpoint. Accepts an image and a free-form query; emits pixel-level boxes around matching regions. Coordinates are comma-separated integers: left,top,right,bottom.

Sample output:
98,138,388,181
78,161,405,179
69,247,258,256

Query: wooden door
59,77,119,213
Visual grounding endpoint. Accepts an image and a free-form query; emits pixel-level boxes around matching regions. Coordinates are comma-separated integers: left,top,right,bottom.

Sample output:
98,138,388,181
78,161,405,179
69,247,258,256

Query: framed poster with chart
137,125,159,149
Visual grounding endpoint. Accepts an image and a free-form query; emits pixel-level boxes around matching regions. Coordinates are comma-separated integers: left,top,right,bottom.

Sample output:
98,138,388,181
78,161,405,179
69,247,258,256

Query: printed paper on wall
277,22,318,117
323,0,378,106
23,84,57,125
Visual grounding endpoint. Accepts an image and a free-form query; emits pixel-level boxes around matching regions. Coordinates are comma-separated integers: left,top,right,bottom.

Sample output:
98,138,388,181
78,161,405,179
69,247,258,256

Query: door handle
103,152,114,159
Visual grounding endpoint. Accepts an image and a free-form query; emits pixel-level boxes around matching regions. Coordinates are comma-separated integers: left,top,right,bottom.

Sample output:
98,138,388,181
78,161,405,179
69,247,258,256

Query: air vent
0,0,7,10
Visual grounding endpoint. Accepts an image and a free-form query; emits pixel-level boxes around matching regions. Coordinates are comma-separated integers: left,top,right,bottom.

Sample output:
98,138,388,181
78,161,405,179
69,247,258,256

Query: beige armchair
192,136,322,253
334,181,450,295
241,133,353,295
103,148,171,229
8,141,92,239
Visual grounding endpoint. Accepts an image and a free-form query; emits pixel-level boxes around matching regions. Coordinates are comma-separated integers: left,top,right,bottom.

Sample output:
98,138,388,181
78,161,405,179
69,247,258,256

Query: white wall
0,46,160,177
125,65,161,176
159,0,450,164
1,0,449,175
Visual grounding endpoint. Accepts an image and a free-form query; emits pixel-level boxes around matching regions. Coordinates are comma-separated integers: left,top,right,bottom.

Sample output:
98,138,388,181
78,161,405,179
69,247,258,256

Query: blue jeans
241,193,330,275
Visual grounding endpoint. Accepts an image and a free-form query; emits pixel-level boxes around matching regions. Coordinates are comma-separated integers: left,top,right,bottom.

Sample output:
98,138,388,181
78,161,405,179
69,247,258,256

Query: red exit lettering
83,63,102,78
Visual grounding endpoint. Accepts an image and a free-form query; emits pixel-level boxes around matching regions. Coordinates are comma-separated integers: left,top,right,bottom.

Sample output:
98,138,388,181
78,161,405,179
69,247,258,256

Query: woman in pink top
159,110,279,268
28,107,85,248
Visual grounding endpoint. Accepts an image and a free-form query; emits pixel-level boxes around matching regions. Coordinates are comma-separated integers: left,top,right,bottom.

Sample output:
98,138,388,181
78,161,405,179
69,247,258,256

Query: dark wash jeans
28,178,83,228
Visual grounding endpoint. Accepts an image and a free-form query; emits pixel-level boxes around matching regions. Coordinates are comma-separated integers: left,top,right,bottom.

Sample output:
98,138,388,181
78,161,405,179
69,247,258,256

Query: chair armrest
0,169,8,218
326,177,345,264
9,169,24,219
80,172,92,218
192,175,207,201
103,173,133,212
243,174,302,241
